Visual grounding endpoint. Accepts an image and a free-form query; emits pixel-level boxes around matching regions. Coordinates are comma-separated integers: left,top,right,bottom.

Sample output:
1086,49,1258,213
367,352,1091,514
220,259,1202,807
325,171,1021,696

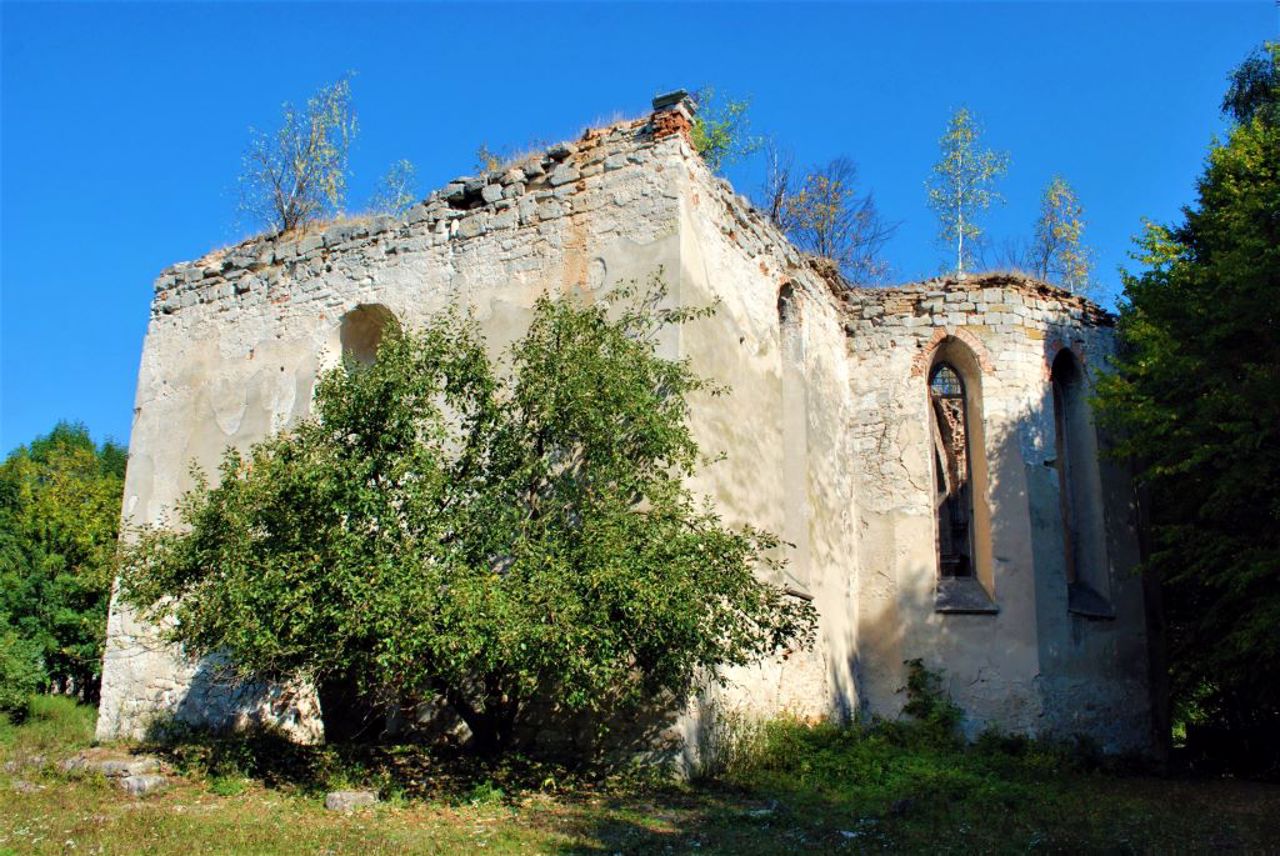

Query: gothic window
777,282,811,593
1051,349,1113,617
930,363,974,579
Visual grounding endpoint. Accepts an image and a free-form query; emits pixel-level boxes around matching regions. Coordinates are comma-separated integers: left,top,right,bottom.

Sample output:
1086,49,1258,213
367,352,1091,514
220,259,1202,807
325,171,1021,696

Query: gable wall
98,105,1153,754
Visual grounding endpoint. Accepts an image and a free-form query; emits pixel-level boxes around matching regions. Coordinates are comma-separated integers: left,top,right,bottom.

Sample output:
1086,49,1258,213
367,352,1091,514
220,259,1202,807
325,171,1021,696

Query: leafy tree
1096,43,1280,765
240,76,358,234
690,87,762,174
759,141,797,232
778,156,897,285
0,423,126,704
121,279,817,754
370,158,419,217
0,631,46,716
1029,175,1094,294
1222,41,1279,126
925,108,1009,276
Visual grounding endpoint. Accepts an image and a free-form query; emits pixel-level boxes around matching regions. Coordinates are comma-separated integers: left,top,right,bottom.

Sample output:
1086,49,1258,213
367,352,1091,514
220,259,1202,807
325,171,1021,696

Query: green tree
1029,175,1094,294
0,631,46,716
925,108,1009,276
1097,43,1280,762
121,279,816,754
240,76,358,234
370,158,419,217
1222,41,1279,126
690,87,762,174
0,423,126,704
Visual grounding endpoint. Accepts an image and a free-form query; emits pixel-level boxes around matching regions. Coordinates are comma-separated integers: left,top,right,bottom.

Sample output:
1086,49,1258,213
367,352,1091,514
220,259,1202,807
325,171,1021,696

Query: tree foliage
121,279,817,754
690,87,762,174
0,423,126,705
474,143,503,174
1029,175,1094,294
1096,43,1280,761
771,155,897,285
925,108,1009,276
369,158,419,217
1222,41,1279,126
0,631,46,716
240,76,358,234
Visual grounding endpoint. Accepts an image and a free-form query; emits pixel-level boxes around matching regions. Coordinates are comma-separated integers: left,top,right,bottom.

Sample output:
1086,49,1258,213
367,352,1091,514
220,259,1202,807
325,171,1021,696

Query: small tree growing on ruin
119,277,816,755
691,87,762,174
369,158,419,217
760,146,897,285
239,76,358,234
781,157,897,285
926,107,1009,276
1029,175,1094,294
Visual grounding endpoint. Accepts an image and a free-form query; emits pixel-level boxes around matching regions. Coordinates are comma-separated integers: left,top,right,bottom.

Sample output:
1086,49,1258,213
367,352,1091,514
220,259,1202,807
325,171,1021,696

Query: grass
3,696,1279,855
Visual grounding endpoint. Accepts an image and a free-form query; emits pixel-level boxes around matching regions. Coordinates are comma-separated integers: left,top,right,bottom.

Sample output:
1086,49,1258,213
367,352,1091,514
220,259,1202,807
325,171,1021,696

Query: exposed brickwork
651,105,694,144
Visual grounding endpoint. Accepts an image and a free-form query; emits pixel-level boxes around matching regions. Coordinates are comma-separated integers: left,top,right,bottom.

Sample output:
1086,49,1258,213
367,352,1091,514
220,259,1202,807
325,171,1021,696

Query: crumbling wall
841,276,1151,751
100,96,1153,755
664,136,862,748
99,117,691,741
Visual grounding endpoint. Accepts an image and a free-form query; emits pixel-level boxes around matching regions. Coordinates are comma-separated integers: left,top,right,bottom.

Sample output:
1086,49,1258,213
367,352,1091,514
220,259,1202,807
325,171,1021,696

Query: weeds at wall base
3,696,1280,854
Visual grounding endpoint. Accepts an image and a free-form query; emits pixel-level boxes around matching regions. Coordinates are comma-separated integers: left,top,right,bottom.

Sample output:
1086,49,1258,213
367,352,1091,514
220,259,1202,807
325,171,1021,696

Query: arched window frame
927,339,997,613
776,281,812,597
337,303,400,368
1049,348,1114,618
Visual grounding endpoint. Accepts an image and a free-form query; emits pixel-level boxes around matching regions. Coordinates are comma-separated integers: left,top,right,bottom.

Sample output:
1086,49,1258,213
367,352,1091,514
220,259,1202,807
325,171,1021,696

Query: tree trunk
433,676,518,757
317,672,382,744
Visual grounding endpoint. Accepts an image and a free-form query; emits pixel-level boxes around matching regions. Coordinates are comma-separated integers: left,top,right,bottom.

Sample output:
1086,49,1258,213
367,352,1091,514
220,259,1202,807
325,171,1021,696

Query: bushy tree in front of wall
120,276,816,755
1097,42,1280,773
0,423,126,713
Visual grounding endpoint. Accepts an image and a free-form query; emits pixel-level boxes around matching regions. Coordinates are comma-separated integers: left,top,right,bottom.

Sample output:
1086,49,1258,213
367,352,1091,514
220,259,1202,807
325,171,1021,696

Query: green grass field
3,697,1278,855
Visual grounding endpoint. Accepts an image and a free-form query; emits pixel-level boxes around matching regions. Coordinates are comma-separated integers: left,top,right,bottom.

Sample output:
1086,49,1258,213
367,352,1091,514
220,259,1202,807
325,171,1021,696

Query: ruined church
97,93,1157,755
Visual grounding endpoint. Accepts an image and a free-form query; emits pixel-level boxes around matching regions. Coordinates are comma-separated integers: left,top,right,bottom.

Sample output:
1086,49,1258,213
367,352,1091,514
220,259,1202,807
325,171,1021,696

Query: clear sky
1,2,1275,453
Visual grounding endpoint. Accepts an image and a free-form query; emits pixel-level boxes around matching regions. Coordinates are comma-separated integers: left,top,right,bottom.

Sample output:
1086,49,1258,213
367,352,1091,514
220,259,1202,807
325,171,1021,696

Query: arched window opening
930,363,973,579
928,342,996,613
339,304,399,367
777,282,798,327
777,281,811,593
1051,349,1113,617
1052,352,1081,585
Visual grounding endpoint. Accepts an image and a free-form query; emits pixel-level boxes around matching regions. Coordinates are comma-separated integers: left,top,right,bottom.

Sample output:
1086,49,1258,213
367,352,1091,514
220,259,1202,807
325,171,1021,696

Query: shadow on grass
534,719,1280,855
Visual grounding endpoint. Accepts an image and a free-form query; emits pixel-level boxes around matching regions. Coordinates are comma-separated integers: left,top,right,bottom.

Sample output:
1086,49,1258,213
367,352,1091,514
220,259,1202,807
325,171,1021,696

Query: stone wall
99,115,691,741
841,276,1151,751
99,95,1153,755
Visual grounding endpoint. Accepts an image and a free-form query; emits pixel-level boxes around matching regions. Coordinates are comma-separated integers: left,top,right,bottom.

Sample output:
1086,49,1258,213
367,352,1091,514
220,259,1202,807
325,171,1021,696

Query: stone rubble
325,789,379,811
60,751,169,796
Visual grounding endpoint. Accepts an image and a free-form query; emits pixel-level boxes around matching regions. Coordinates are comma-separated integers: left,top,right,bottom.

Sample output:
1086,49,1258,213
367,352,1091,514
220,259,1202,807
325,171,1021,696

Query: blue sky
1,2,1275,452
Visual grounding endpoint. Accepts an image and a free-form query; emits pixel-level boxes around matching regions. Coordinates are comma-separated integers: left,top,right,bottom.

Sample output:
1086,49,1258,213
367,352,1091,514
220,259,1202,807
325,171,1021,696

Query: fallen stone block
325,790,378,811
119,774,168,796
98,757,161,778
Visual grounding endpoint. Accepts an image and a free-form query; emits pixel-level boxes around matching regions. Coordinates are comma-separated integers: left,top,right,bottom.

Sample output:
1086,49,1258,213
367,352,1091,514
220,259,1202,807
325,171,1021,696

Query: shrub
0,631,47,718
121,277,817,755
900,658,963,739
